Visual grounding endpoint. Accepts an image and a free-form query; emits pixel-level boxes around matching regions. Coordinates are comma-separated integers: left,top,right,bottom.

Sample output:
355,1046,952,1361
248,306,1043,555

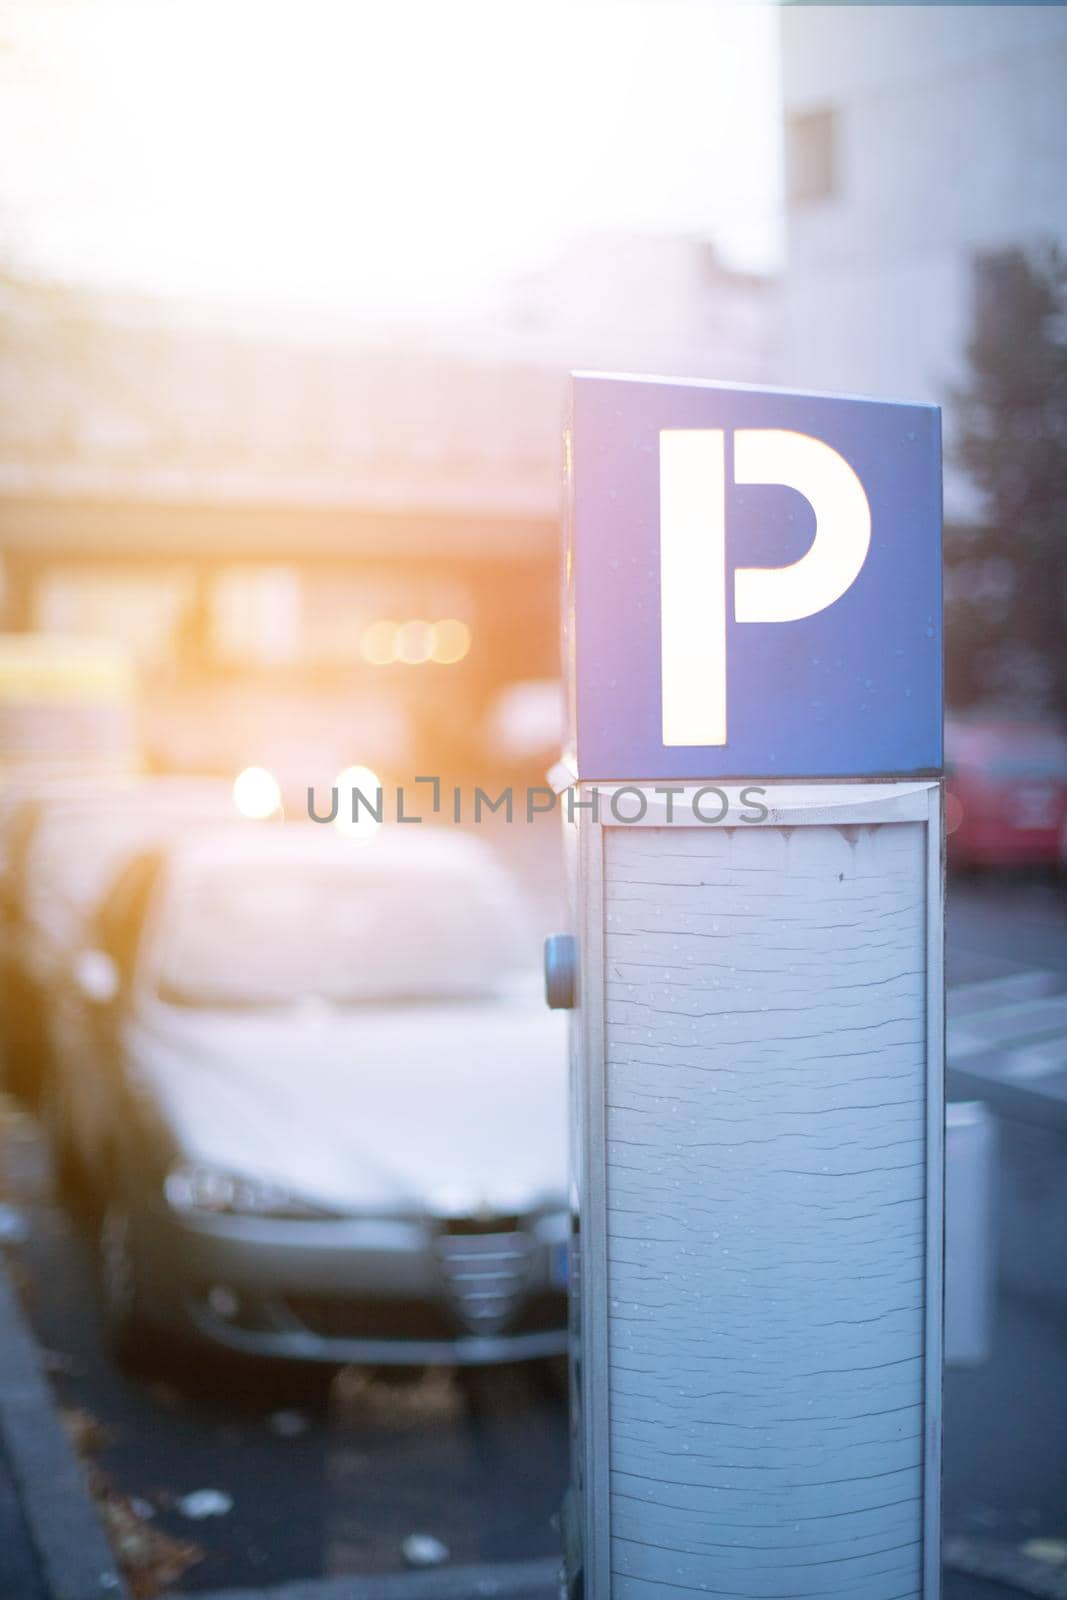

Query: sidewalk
0,1255,126,1600
0,1427,48,1600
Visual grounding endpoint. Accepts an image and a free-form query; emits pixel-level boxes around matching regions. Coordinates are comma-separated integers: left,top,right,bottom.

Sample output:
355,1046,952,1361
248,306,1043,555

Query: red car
945,716,1067,870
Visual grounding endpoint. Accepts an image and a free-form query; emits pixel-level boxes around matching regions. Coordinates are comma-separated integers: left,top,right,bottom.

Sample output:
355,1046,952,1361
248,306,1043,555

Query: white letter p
659,428,871,747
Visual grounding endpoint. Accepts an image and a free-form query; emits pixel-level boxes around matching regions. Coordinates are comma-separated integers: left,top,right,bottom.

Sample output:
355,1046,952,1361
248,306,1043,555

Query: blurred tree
948,244,1067,717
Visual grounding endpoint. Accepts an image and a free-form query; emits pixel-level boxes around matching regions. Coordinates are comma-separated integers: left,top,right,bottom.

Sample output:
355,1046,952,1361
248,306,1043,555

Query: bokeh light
361,618,472,667
233,766,282,819
430,619,472,664
360,619,399,665
395,620,434,665
334,765,383,840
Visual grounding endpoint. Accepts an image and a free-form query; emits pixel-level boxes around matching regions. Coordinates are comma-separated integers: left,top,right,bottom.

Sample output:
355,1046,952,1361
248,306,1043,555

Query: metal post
554,374,944,1600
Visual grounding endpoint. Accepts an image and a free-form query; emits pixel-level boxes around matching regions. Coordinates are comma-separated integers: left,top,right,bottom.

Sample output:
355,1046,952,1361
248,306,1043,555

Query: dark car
52,824,569,1371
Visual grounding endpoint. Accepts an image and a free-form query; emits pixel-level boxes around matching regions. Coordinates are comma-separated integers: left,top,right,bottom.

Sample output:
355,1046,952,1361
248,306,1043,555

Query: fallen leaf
332,1366,463,1428
60,1406,111,1456
92,1478,202,1599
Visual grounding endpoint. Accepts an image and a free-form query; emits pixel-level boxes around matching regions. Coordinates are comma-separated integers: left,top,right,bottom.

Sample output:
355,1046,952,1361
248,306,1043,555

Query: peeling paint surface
603,822,927,1599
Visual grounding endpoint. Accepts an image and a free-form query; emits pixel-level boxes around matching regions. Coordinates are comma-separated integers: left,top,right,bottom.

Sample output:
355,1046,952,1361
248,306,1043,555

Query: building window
786,108,838,205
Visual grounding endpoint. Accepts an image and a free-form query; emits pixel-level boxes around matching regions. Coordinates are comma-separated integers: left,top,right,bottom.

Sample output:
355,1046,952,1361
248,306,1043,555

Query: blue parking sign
565,373,942,780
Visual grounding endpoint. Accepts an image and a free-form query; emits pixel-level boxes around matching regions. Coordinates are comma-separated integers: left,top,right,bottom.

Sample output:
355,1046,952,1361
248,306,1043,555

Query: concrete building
1,232,775,544
779,5,1067,519
444,232,777,390
0,237,776,776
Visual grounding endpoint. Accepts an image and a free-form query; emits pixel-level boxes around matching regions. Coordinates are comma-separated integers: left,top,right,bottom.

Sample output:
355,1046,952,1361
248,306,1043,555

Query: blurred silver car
55,824,569,1369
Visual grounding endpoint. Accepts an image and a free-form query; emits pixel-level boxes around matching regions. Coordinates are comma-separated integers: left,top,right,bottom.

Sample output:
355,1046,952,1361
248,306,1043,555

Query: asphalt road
0,1127,568,1594
941,870,1067,1599
947,870,1067,984
1,869,1065,1599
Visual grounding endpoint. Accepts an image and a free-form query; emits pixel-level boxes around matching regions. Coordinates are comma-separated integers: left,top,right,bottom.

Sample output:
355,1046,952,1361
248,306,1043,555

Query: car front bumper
135,1201,570,1366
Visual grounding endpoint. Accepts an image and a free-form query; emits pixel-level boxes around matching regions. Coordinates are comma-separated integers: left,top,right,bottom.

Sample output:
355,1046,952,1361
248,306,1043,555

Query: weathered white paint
574,797,942,1599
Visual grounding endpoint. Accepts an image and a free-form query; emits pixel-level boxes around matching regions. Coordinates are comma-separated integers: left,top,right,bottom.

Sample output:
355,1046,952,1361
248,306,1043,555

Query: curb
0,1255,128,1600
182,1554,561,1600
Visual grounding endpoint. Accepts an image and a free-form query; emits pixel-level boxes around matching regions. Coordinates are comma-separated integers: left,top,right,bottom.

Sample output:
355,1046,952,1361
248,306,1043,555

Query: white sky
0,0,783,316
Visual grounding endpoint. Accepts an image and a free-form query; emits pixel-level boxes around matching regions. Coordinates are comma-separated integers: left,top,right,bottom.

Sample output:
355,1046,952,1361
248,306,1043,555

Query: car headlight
163,1163,343,1220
